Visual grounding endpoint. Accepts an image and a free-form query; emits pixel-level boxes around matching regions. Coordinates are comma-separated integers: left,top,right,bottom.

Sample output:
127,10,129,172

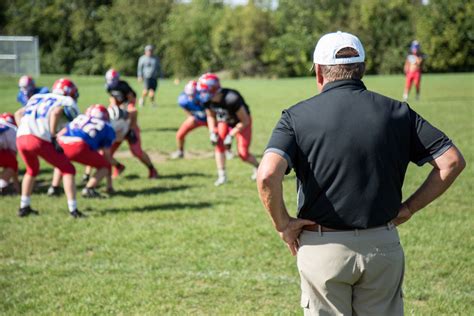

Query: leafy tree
212,1,275,77
97,0,173,76
162,0,223,78
416,0,474,72
348,0,414,74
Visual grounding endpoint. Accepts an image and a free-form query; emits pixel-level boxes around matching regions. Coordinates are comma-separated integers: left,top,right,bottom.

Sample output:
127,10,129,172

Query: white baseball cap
313,31,365,65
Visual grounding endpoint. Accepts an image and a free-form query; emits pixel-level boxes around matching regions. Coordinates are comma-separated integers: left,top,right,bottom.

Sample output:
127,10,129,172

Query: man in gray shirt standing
137,45,160,107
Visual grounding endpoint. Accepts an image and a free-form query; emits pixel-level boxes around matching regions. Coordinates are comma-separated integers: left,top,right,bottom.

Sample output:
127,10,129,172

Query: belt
303,222,395,233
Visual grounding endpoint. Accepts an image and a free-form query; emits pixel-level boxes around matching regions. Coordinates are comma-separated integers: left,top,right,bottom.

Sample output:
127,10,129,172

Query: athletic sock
0,179,8,189
67,200,77,213
217,169,226,178
20,196,31,208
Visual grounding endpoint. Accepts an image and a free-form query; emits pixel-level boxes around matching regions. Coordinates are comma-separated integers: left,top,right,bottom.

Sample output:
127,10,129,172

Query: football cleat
112,163,126,178
149,168,159,179
70,209,86,218
18,206,39,217
47,186,62,197
81,187,102,199
251,168,258,181
170,150,184,159
214,176,227,187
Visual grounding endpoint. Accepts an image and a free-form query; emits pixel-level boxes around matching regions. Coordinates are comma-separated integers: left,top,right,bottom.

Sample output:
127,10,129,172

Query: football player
17,75,49,107
0,113,20,194
15,78,84,218
170,80,208,159
105,69,159,178
403,40,424,101
48,104,117,198
197,73,259,186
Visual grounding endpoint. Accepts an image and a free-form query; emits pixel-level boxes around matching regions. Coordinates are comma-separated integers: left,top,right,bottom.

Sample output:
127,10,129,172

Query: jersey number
25,97,58,118
72,116,105,138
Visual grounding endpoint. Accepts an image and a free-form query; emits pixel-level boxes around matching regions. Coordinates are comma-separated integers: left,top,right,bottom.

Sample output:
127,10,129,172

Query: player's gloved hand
126,129,138,144
51,137,64,153
223,134,233,149
209,132,219,146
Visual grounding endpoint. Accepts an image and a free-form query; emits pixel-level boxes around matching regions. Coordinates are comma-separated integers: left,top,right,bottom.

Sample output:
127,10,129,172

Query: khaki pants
297,224,404,316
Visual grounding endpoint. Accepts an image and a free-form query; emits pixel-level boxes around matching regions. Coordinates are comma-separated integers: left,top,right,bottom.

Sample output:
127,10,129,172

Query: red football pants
111,126,144,158
405,71,421,91
16,135,75,177
215,118,253,162
58,140,110,169
176,117,207,141
0,149,18,172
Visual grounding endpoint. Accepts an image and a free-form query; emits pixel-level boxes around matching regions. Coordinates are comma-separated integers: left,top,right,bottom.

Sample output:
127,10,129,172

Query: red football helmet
197,73,220,102
184,80,198,97
86,104,110,122
0,112,16,126
105,69,120,86
52,78,79,100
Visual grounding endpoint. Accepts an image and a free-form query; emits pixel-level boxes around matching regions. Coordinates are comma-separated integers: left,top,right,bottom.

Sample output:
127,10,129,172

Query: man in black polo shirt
257,32,465,315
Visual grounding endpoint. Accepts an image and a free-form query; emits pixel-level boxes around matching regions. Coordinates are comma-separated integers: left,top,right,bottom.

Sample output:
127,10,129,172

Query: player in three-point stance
16,75,49,107
105,69,159,179
0,113,20,194
197,73,259,186
48,104,117,198
15,78,84,218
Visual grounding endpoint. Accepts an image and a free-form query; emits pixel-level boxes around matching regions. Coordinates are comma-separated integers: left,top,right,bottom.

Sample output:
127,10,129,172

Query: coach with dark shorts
137,44,160,108
257,31,465,315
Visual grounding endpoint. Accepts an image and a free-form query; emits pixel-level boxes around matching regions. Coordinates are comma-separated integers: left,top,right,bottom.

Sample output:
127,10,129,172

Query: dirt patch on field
114,150,215,163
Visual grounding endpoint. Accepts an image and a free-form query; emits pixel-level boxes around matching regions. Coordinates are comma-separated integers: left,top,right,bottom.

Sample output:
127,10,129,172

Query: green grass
0,73,473,315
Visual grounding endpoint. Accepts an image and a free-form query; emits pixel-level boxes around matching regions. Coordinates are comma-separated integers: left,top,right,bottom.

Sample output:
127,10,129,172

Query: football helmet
197,73,220,103
86,104,110,122
0,112,16,126
184,80,197,97
105,69,120,87
18,75,35,95
52,78,79,100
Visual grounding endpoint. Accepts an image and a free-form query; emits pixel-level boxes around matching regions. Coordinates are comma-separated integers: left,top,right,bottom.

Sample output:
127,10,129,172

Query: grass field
0,73,472,315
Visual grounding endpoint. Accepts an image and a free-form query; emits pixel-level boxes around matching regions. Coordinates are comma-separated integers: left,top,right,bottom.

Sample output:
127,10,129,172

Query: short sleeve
101,125,116,148
265,110,297,174
225,91,243,113
178,93,188,108
408,107,453,166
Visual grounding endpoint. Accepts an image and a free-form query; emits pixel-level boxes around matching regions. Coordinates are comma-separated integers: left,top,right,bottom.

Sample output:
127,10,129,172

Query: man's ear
315,64,324,92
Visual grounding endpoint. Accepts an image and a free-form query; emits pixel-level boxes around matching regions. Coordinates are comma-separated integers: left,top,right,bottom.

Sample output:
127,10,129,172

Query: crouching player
197,73,259,186
170,80,207,159
105,69,159,178
17,75,49,107
15,78,83,218
48,104,116,198
0,113,20,194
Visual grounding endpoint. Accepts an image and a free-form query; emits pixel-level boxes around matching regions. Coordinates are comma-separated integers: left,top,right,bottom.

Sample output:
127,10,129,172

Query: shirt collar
321,79,366,93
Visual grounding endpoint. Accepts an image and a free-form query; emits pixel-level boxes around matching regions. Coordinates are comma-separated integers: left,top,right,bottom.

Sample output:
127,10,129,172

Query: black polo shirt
203,88,251,127
265,79,452,229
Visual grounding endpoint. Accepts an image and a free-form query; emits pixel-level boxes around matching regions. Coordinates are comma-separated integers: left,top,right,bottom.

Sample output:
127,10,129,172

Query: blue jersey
63,115,116,151
178,93,207,122
17,87,50,106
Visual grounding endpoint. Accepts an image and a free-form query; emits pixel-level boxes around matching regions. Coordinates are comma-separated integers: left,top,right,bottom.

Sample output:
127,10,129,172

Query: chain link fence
0,36,40,76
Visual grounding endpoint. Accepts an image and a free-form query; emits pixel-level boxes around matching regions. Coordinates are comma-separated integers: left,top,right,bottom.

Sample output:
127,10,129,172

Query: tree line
1,0,472,78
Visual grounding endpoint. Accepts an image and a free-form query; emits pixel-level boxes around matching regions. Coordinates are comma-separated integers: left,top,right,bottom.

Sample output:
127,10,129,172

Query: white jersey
0,120,17,152
108,105,130,142
17,93,79,142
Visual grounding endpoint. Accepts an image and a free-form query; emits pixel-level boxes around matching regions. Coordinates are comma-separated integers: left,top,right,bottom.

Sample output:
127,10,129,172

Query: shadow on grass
111,184,192,197
141,127,178,133
98,201,213,215
124,174,140,180
158,172,207,180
